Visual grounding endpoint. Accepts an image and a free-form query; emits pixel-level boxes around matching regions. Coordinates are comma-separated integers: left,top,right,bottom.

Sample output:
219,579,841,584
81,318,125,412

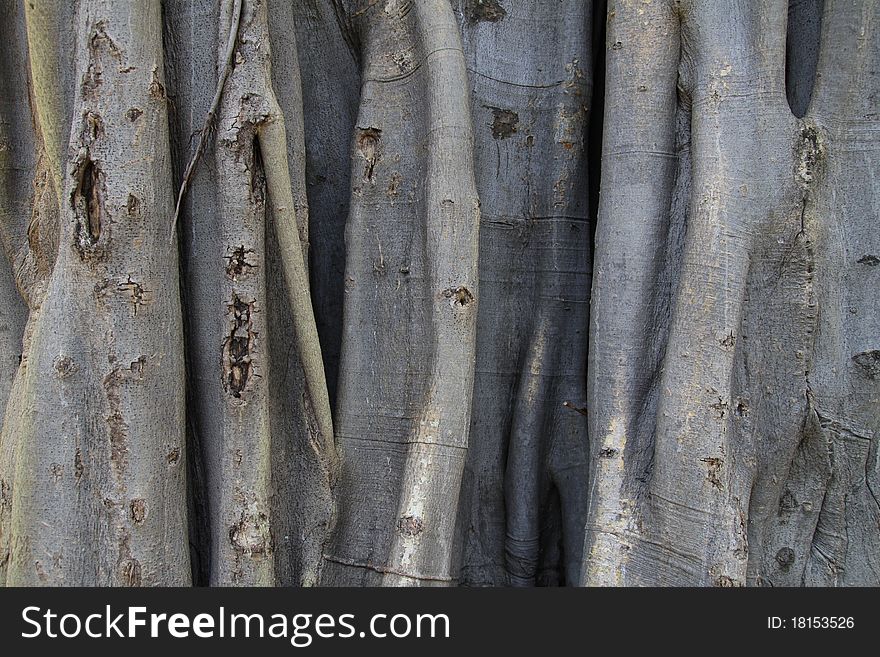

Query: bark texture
0,0,876,587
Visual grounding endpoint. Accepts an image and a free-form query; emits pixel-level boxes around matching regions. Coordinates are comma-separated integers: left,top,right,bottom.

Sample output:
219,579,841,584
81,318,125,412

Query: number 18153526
768,617,854,629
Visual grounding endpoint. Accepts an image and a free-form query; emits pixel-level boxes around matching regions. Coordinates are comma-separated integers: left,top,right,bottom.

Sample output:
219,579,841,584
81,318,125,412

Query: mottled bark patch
719,331,736,348
356,127,382,182
103,367,129,477
442,286,474,307
700,457,724,490
222,294,256,398
52,355,77,378
857,254,879,266
74,449,84,481
81,20,121,97
126,193,141,217
229,508,272,555
710,397,729,419
467,0,506,23
397,515,424,537
796,124,824,184
775,547,796,571
130,498,147,524
225,245,256,280
149,66,166,100
386,172,402,199
95,277,151,317
120,558,141,586
713,575,741,587
117,532,142,586
852,350,880,378
486,106,518,139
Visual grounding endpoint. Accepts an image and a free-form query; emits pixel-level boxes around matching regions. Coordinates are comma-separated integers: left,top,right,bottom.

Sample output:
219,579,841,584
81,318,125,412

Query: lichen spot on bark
486,107,518,139
357,128,382,183
467,0,506,23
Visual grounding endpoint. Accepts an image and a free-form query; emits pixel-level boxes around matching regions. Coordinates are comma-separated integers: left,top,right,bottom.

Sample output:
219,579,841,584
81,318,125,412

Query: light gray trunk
583,0,879,586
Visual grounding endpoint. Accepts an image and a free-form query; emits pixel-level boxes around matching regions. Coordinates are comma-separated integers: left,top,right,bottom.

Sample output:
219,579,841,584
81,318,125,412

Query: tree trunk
0,0,876,587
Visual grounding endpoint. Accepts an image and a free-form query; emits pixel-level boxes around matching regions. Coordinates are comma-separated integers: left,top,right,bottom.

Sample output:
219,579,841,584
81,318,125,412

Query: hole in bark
785,0,824,117
73,158,103,248
857,254,879,266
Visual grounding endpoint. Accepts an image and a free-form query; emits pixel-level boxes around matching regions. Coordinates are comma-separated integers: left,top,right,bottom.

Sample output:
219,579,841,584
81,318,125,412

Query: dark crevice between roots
785,0,824,117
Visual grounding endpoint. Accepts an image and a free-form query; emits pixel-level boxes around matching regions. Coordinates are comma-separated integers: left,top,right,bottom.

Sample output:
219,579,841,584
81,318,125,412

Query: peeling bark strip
1,0,188,585
322,0,480,586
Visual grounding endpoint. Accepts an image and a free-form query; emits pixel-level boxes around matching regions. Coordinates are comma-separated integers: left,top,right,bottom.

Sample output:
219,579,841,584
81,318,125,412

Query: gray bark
583,0,878,587
320,0,480,586
0,0,876,587
452,0,592,587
